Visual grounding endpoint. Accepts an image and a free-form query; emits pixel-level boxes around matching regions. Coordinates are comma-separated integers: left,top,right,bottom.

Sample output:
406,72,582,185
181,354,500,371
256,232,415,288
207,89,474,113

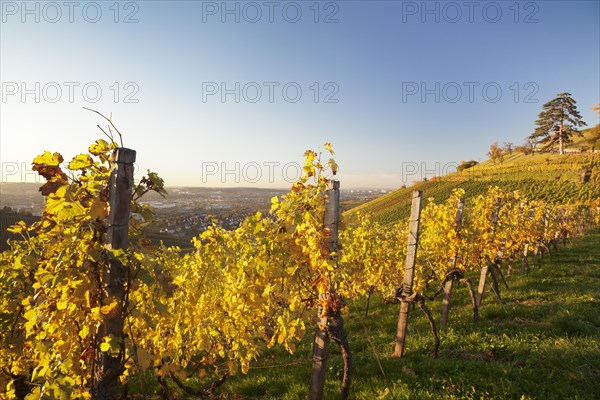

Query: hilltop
344,128,600,225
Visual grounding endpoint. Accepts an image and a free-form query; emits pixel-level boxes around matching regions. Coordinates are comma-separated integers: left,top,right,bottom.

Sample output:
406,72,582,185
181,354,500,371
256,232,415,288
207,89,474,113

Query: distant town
0,183,389,248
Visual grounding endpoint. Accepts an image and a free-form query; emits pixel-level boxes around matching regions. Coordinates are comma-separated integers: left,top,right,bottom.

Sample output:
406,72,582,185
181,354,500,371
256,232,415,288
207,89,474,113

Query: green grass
201,229,600,399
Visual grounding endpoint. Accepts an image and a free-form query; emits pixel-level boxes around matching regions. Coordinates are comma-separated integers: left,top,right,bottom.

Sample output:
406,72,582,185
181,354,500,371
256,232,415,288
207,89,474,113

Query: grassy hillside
344,132,600,225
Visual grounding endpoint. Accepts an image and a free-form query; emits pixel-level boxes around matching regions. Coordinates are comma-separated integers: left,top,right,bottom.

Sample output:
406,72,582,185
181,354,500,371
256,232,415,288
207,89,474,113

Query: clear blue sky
1,0,599,188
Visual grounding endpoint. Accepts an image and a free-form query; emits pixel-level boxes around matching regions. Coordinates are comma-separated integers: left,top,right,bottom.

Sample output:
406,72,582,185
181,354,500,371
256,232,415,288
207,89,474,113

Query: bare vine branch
83,107,124,147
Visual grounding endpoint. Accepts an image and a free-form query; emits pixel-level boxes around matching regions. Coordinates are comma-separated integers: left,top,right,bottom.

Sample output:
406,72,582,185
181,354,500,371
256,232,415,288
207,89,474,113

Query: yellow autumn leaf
328,158,339,175
89,139,109,156
241,363,250,374
56,300,68,310
32,151,63,167
79,325,90,339
6,220,27,234
100,302,117,315
99,342,111,352
68,153,93,170
227,360,235,375
136,347,152,371
89,198,108,220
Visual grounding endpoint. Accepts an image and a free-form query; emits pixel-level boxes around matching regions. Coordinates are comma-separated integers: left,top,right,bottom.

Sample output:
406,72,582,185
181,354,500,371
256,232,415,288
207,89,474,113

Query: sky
1,0,599,189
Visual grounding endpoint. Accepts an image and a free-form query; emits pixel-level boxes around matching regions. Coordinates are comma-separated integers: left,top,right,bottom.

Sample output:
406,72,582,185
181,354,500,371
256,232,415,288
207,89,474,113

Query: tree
515,138,536,155
525,137,537,155
502,142,514,155
487,142,504,164
529,92,587,155
590,103,600,152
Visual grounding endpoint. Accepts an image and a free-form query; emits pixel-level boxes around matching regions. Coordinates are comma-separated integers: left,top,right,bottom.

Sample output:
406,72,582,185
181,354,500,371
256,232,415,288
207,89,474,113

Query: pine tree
529,93,587,155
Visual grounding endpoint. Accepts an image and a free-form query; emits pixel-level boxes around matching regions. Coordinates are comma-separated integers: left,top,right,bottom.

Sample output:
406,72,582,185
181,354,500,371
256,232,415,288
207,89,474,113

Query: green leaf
137,268,154,286
153,299,169,315
137,204,155,222
140,171,167,197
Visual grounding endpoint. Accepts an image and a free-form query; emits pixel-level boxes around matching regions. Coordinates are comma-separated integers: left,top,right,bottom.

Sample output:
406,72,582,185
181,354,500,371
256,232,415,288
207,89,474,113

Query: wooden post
521,244,529,274
309,180,339,400
523,206,535,274
533,244,541,267
393,191,423,357
324,181,340,253
494,240,506,294
475,203,501,308
94,148,136,400
542,211,549,257
441,197,465,327
476,264,489,308
489,260,501,299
